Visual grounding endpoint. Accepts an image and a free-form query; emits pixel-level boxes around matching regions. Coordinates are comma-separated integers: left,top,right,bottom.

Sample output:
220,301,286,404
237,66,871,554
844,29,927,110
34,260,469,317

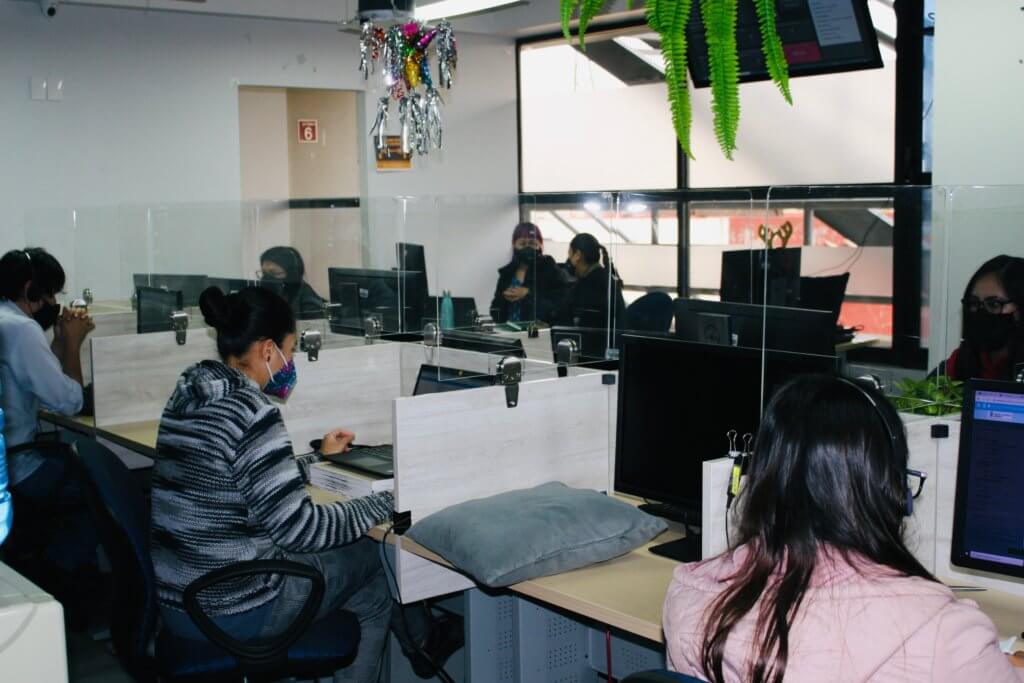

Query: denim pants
163,537,391,682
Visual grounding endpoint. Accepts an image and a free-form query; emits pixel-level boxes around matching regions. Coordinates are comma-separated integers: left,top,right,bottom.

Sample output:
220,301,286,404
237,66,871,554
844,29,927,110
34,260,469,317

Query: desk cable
380,524,456,683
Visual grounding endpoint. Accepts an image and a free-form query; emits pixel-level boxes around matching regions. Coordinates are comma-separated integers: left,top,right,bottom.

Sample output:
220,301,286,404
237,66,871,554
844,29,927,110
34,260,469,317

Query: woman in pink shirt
663,374,1024,683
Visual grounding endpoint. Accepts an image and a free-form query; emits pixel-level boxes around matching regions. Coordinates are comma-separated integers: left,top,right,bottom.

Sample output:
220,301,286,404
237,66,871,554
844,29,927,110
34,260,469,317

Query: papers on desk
309,462,393,498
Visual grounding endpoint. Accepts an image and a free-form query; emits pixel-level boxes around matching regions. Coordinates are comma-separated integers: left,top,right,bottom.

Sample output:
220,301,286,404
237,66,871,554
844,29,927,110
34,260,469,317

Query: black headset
836,376,921,516
21,250,44,303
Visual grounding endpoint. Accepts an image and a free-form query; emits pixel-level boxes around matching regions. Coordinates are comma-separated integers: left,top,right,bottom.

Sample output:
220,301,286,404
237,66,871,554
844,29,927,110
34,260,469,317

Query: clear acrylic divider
939,185,1024,398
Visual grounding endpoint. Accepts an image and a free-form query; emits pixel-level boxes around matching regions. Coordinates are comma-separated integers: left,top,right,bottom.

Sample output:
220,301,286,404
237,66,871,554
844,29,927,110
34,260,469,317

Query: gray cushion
405,481,668,587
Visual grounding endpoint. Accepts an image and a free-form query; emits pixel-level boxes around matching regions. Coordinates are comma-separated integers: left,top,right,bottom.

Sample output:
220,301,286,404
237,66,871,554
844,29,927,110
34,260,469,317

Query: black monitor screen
674,298,835,356
441,330,525,358
133,274,207,308
951,380,1024,579
721,248,802,308
328,267,426,334
137,286,183,334
397,243,428,294
614,335,834,514
413,364,496,395
687,0,883,88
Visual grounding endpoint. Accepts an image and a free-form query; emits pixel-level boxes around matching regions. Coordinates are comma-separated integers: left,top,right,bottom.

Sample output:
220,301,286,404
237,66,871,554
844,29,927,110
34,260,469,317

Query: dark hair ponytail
569,233,620,280
199,286,296,360
699,374,935,683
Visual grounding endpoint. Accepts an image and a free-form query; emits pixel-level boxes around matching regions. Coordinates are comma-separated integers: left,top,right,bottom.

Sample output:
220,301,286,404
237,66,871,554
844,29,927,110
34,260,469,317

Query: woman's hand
503,286,529,302
320,428,355,456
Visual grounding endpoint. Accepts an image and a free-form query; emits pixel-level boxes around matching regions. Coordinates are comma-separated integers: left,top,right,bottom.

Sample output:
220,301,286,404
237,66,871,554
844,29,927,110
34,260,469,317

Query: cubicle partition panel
90,330,218,428
279,342,401,451
390,370,618,602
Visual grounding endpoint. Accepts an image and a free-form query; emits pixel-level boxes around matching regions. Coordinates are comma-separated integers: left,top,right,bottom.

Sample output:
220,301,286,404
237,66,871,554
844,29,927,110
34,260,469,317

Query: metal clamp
82,288,94,306
423,322,441,348
556,338,579,379
170,311,189,346
527,322,539,339
321,301,341,321
300,329,322,362
496,356,522,408
363,315,383,345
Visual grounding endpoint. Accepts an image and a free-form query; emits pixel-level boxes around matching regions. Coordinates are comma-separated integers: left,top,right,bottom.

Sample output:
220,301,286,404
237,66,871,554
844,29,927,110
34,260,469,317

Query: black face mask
262,274,300,300
514,247,537,265
33,301,60,331
965,310,1018,352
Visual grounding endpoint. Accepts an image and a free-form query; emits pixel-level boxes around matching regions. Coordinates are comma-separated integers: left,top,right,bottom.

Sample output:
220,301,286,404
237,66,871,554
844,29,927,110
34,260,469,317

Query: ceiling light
414,0,524,22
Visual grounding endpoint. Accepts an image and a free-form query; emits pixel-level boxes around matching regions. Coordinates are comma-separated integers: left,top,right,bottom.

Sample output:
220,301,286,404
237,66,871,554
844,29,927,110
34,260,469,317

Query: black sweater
489,255,569,324
560,265,627,328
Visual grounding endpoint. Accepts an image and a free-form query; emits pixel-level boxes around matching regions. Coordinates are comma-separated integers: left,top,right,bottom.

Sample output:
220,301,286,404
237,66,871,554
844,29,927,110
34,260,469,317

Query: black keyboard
638,502,697,525
349,444,393,460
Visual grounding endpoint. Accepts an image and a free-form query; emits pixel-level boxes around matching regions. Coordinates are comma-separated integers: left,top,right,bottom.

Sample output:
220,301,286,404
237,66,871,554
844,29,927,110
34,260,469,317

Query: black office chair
72,439,361,682
625,292,675,333
798,273,850,324
623,670,707,683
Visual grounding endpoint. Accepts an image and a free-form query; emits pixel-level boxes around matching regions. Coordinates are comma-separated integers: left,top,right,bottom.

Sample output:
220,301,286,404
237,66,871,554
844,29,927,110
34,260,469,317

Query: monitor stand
648,535,701,562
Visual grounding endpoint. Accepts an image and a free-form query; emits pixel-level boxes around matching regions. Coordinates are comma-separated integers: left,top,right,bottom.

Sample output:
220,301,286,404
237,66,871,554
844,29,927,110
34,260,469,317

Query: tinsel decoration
361,19,457,158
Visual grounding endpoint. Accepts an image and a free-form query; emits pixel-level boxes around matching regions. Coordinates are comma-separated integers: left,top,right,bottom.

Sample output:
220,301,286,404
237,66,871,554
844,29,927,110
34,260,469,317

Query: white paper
807,0,861,47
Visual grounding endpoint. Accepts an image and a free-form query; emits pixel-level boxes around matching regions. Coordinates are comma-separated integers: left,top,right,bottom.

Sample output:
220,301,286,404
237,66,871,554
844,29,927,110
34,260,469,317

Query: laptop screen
413,364,496,396
952,381,1024,578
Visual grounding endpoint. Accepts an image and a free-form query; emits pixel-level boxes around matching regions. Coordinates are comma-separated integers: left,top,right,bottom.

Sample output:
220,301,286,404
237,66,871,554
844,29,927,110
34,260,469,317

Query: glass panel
518,29,677,192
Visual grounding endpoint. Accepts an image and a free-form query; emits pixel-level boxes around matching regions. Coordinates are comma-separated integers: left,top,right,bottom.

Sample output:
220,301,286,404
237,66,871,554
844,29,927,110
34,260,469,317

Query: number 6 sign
297,119,318,144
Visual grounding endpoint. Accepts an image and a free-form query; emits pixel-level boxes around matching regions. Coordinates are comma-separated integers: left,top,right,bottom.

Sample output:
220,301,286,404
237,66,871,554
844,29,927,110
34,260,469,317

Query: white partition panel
90,330,218,427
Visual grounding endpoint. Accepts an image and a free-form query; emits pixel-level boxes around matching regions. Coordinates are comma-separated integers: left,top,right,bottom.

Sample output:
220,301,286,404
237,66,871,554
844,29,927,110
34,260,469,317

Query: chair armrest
182,559,325,669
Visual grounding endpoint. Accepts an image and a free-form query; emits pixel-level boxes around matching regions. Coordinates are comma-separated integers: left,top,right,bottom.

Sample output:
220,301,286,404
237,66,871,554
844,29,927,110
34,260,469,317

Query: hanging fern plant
560,0,792,159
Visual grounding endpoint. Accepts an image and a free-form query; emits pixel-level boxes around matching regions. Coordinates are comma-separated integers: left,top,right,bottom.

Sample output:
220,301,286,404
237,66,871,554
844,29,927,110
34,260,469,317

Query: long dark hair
0,248,66,302
569,233,620,280
260,246,307,282
700,374,935,683
199,286,296,360
954,255,1024,380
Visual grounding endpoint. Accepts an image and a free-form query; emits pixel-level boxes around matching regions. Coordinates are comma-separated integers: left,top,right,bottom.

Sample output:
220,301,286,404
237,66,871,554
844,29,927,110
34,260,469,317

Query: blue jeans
162,537,391,682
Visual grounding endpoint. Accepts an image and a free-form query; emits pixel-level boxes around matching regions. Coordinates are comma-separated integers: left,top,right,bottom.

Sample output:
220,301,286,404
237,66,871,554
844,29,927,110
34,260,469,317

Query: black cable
380,525,456,683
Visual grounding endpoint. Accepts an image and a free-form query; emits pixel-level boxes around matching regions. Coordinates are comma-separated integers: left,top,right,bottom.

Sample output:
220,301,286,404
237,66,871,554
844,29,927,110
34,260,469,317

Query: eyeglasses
962,296,1014,315
907,468,927,500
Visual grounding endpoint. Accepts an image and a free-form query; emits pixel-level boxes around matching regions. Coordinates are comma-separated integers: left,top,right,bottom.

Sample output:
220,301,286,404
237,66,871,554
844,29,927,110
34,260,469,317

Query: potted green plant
560,0,792,159
889,376,964,417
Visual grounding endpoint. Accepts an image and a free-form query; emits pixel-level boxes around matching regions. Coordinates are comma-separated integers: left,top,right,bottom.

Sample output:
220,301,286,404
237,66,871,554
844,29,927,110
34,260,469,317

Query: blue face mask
263,345,297,401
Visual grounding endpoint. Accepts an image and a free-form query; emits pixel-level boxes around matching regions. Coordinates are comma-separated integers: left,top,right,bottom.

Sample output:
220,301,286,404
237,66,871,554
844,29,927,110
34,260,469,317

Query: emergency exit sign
298,119,318,144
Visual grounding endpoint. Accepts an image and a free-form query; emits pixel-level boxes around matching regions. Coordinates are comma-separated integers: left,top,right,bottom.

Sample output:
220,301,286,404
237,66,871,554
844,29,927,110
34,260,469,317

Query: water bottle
440,290,455,331
0,410,11,547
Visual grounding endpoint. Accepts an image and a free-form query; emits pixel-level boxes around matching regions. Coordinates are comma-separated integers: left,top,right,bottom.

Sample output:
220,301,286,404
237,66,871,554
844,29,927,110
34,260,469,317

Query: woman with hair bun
151,285,394,680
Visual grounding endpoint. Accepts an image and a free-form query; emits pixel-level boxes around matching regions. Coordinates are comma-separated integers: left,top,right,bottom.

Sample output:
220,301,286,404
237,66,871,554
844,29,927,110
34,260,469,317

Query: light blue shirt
0,300,82,484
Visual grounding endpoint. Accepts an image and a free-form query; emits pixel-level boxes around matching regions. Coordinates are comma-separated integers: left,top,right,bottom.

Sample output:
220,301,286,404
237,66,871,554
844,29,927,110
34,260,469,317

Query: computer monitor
951,379,1024,579
136,286,183,334
440,330,525,358
798,273,850,327
132,274,208,308
674,298,835,357
326,280,363,335
686,0,882,88
397,243,428,295
413,364,496,395
327,267,426,334
614,335,835,533
720,248,802,308
424,296,479,329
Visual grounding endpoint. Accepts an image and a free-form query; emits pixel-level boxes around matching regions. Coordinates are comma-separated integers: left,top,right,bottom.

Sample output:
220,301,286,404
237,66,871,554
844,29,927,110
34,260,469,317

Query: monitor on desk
136,286,183,334
413,364,496,395
441,330,525,358
397,242,428,293
133,273,208,308
674,298,835,357
614,335,835,558
721,248,802,308
205,277,255,295
327,267,426,334
951,379,1024,579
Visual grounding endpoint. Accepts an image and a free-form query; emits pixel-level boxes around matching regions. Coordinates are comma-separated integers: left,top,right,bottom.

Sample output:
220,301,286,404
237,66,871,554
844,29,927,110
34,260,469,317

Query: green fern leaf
577,0,607,49
561,0,582,42
625,0,633,9
649,0,695,158
701,0,740,159
753,0,792,104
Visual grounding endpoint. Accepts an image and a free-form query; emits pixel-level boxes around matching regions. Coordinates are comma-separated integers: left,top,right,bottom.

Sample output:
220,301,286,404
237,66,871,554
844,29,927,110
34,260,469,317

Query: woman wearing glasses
946,255,1024,381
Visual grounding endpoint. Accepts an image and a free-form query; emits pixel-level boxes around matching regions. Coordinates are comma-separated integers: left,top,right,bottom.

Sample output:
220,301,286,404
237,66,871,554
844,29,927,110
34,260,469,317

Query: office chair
625,292,675,333
798,273,850,324
72,439,361,682
623,670,708,683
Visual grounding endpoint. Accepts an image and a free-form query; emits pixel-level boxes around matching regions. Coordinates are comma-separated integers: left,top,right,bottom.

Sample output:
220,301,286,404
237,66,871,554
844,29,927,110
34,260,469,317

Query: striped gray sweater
150,360,393,615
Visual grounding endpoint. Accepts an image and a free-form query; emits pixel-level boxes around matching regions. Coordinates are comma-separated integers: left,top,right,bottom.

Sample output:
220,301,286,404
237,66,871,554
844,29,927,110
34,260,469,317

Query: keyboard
348,444,393,460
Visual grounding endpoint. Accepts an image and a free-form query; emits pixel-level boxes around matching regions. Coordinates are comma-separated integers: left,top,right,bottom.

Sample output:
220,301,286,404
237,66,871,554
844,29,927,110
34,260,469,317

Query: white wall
928,1,1024,367
0,0,519,308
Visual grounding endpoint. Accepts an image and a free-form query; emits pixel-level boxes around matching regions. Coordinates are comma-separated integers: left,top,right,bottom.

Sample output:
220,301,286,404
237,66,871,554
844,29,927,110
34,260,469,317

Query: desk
39,411,95,435
95,420,159,457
